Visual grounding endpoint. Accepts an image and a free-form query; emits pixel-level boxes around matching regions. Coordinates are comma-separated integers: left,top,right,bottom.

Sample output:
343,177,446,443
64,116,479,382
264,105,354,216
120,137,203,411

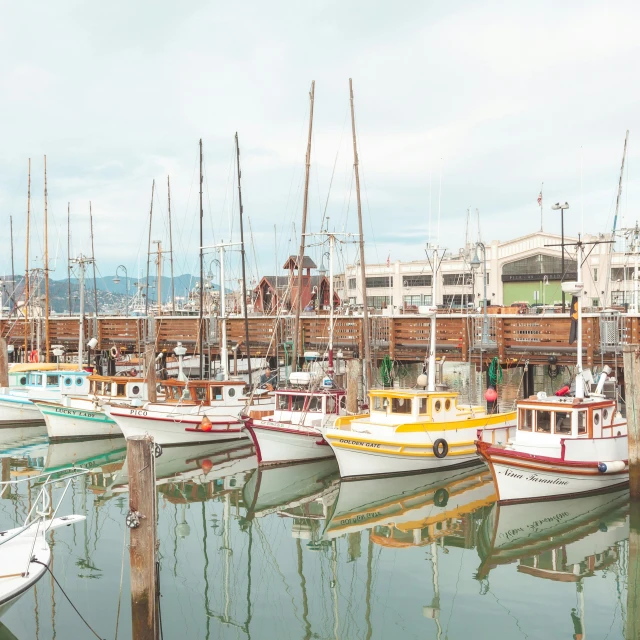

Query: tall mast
10,215,15,314
145,180,155,319
427,248,438,392
168,175,176,314
235,133,252,384
199,139,204,379
291,80,315,372
613,130,629,235
77,257,86,370
44,156,50,363
350,78,372,392
67,203,72,314
24,158,31,360
89,202,98,316
156,241,162,316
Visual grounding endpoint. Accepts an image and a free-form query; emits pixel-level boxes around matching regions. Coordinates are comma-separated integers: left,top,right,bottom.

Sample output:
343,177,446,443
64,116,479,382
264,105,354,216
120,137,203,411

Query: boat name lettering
338,439,381,448
54,407,96,419
339,512,381,526
129,409,148,416
503,468,569,485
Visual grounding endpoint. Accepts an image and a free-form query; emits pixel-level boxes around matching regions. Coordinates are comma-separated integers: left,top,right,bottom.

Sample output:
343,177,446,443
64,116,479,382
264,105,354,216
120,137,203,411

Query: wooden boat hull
106,406,247,445
244,421,334,465
35,399,121,440
477,440,629,503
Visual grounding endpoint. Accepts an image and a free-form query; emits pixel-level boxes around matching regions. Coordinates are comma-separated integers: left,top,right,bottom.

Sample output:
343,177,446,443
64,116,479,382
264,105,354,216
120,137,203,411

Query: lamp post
551,202,570,312
113,265,129,317
470,242,488,345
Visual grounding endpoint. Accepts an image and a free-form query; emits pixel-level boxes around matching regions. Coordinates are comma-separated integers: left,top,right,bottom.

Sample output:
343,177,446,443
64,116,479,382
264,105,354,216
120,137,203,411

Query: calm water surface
0,425,633,640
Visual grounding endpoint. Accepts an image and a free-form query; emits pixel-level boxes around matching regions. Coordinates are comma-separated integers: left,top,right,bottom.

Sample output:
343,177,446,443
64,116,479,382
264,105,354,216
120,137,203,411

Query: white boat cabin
87,375,151,402
159,379,263,406
270,388,347,427
9,370,92,399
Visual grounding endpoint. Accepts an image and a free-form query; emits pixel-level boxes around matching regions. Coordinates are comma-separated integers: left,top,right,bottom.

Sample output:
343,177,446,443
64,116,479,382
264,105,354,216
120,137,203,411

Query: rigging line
321,107,349,233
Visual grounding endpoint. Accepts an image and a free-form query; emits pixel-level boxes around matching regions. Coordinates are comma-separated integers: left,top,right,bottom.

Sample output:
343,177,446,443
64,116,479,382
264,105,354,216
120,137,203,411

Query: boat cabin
159,380,250,405
270,388,347,425
10,370,91,398
88,376,150,402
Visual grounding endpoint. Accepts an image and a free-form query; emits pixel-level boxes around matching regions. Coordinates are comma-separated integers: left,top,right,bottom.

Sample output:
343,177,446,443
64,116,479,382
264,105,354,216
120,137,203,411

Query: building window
442,273,473,286
612,291,631,306
592,298,600,307
348,278,357,289
611,267,630,281
367,295,392,309
402,275,432,287
366,276,393,288
442,294,463,308
593,268,598,282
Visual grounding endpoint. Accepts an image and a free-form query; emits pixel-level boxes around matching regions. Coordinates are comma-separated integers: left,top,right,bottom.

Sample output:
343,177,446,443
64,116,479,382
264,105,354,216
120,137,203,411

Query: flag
569,296,578,344
386,253,390,267
537,191,542,207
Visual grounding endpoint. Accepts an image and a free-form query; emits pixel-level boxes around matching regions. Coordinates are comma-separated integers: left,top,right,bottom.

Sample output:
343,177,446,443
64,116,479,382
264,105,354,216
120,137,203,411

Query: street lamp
113,265,129,317
470,242,489,345
551,202,570,312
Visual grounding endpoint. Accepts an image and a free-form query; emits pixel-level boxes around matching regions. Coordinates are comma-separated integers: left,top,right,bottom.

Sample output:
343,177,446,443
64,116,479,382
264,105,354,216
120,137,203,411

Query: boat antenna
199,140,204,379
44,156,50,362
350,78,372,392
236,132,252,385
168,175,176,314
291,80,315,373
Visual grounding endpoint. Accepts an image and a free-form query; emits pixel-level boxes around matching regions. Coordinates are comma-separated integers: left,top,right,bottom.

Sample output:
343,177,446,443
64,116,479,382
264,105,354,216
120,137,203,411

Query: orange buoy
201,459,213,473
200,416,213,432
485,387,498,402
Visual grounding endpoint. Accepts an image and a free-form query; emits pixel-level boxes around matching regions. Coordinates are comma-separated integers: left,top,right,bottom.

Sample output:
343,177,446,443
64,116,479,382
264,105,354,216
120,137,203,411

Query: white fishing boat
477,249,629,503
33,375,155,440
0,468,88,614
105,379,272,446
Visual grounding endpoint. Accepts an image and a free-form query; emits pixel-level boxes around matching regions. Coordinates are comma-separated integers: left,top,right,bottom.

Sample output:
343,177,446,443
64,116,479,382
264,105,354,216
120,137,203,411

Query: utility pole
350,78,372,393
291,81,315,373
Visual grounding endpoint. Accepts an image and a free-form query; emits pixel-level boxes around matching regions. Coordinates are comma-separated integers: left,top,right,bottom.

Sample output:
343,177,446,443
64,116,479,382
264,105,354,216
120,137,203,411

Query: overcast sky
1,0,639,289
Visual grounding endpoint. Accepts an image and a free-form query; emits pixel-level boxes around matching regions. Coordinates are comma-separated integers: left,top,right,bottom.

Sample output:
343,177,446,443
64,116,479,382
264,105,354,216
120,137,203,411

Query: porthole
603,409,609,421
131,385,140,395
445,399,451,411
434,400,442,412
75,377,84,386
594,413,600,426
64,377,73,386
19,376,27,386
228,388,236,397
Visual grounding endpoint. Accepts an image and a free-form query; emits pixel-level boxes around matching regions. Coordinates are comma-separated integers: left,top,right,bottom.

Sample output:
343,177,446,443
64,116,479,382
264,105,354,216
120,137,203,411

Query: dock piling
0,338,8,388
144,344,157,403
622,345,640,499
627,502,639,640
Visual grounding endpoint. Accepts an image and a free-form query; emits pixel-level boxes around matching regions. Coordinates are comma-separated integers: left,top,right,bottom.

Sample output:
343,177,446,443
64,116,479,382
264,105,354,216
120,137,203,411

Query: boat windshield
277,394,289,410
308,396,322,412
47,375,60,387
535,410,552,433
391,397,411,414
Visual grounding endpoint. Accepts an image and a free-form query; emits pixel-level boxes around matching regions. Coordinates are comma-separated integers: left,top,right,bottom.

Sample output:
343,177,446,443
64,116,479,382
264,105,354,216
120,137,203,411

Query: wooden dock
0,312,634,368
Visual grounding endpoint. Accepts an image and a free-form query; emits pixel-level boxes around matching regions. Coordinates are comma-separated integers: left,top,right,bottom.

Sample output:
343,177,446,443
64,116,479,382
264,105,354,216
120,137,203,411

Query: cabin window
434,400,442,413
194,387,208,402
391,397,412,414
116,384,126,396
277,395,289,410
64,377,73,387
603,408,609,422
593,412,600,426
291,395,305,411
444,399,451,411
519,409,533,430
19,376,27,386
536,410,552,433
104,382,112,396
340,396,346,410
228,388,236,398
554,411,571,434
327,396,337,414
577,411,587,434
308,396,322,412
76,377,84,387
373,396,386,411
131,385,141,395
170,387,181,400
211,386,223,400
419,398,428,414
31,374,42,386
47,375,59,386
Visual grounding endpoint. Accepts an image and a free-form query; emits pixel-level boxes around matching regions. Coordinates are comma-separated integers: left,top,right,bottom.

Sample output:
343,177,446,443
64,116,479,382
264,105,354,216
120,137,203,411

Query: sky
1,0,639,291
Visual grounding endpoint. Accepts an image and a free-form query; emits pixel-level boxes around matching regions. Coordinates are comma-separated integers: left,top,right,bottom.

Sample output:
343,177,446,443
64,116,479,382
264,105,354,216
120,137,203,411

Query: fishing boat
105,379,273,446
322,247,516,479
0,468,88,614
32,375,155,440
477,254,629,503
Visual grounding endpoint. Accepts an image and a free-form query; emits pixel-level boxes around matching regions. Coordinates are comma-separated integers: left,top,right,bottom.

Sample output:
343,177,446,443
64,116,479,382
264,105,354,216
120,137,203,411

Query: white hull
0,397,43,425
245,423,334,465
106,407,247,446
490,459,628,502
330,442,478,479
44,438,126,473
37,401,121,440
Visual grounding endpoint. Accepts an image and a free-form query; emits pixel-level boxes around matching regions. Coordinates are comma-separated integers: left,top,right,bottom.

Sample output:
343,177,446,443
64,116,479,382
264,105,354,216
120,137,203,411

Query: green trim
39,405,115,425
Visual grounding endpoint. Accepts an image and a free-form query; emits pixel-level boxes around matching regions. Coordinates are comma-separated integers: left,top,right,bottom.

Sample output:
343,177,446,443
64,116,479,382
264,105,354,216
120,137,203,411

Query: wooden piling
622,345,640,499
127,435,159,640
1,457,10,483
144,344,157,403
626,501,639,640
0,338,8,388
346,358,362,414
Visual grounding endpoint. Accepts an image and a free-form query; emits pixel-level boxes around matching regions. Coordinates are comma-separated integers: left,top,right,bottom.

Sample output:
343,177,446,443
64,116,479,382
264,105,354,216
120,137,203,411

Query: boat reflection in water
477,488,629,639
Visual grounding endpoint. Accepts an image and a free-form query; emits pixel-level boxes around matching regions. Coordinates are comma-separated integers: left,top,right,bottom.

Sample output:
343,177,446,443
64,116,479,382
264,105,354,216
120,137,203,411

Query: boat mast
145,180,155,320
10,215,15,314
156,241,162,316
575,240,585,399
67,203,72,314
89,202,98,316
350,78,372,391
199,139,204,379
77,257,86,370
291,80,315,373
44,155,50,363
235,132,252,384
328,232,335,376
168,175,176,314
427,247,438,392
24,158,31,361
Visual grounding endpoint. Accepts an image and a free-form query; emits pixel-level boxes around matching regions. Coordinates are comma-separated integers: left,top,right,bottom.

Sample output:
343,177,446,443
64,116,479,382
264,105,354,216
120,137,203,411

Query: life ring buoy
29,350,39,363
110,346,120,359
433,488,449,508
433,438,448,459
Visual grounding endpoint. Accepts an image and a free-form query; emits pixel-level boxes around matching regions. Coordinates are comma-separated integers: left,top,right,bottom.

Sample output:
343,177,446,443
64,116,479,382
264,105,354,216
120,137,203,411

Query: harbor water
0,425,634,640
